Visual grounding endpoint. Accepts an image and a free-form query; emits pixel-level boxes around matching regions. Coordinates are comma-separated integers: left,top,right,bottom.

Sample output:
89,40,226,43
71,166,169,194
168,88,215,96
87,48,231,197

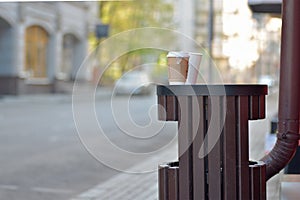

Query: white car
114,71,153,95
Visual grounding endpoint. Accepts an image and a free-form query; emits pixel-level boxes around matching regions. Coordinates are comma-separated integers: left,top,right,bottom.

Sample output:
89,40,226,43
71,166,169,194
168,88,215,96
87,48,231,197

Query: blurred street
0,87,177,200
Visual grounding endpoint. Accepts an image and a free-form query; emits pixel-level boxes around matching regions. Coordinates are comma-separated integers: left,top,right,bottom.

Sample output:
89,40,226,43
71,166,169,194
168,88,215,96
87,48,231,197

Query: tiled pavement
71,94,282,200
71,138,281,200
71,143,177,200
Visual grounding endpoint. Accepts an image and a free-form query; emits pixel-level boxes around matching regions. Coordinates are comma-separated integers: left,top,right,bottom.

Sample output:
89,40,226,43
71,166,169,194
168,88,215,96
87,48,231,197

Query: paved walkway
0,85,113,104
70,140,281,200
71,143,177,200
70,94,282,200
2,86,282,200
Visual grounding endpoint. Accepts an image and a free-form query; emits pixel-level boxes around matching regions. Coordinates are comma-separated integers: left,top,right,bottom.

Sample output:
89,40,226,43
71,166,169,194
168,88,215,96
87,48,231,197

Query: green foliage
102,49,168,82
94,0,174,84
100,0,174,34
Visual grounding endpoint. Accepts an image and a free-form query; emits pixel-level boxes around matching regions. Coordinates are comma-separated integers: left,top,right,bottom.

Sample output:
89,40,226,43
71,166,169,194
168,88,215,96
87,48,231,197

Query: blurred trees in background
92,0,174,85
100,0,173,34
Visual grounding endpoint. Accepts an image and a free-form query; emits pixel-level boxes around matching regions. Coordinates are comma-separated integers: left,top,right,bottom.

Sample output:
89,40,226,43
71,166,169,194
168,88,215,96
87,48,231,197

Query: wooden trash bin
157,85,268,200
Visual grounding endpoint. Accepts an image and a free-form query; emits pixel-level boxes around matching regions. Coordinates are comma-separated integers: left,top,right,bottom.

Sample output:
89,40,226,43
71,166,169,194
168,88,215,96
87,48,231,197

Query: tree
100,0,174,34
94,0,174,84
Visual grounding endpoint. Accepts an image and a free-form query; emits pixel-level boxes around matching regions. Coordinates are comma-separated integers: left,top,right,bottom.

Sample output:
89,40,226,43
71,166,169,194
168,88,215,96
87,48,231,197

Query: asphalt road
0,92,177,200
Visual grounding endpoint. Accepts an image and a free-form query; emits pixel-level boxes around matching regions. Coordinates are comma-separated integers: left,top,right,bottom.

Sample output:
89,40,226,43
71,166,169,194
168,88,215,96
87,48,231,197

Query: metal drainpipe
260,0,300,180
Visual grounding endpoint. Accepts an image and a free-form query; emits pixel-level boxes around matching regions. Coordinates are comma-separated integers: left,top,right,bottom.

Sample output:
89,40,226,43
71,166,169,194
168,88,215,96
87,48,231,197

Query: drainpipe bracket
277,131,299,141
278,120,299,139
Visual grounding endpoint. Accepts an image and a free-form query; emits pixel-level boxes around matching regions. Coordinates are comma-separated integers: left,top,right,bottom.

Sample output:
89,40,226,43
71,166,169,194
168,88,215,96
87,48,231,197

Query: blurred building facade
0,2,98,95
174,0,281,83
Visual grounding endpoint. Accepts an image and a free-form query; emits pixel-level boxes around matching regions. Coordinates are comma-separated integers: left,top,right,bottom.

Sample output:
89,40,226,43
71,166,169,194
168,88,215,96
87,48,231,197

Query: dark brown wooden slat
259,95,266,119
223,96,237,200
178,96,193,200
192,96,206,200
168,167,179,200
158,95,167,121
249,95,259,120
159,164,169,200
172,96,178,121
250,164,260,200
166,96,177,121
207,96,222,199
237,96,250,200
259,162,267,200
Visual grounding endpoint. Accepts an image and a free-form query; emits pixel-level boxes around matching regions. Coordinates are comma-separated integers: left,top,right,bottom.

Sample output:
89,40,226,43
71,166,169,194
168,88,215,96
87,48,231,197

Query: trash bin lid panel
156,85,268,96
248,0,282,14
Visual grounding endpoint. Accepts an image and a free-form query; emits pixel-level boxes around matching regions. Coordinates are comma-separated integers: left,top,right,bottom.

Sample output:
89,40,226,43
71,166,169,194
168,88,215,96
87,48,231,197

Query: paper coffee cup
186,52,202,84
167,51,189,85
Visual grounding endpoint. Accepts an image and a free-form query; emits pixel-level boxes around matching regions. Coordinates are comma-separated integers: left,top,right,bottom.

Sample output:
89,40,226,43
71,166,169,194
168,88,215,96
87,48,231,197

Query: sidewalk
71,143,178,200
0,84,113,104
70,93,281,200
0,86,282,199
70,135,281,200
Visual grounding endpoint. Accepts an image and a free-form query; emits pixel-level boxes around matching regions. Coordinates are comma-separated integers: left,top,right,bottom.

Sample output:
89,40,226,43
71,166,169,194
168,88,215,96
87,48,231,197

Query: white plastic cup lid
189,52,203,56
167,51,190,58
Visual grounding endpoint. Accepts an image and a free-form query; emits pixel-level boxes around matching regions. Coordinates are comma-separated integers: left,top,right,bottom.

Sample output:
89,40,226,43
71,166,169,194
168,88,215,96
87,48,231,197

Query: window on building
24,26,49,78
0,18,13,75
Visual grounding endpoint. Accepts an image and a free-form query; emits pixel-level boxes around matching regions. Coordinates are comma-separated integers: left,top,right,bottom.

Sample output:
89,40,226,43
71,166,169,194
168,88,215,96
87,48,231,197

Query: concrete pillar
72,38,88,80
54,31,63,79
15,23,25,77
46,34,56,81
